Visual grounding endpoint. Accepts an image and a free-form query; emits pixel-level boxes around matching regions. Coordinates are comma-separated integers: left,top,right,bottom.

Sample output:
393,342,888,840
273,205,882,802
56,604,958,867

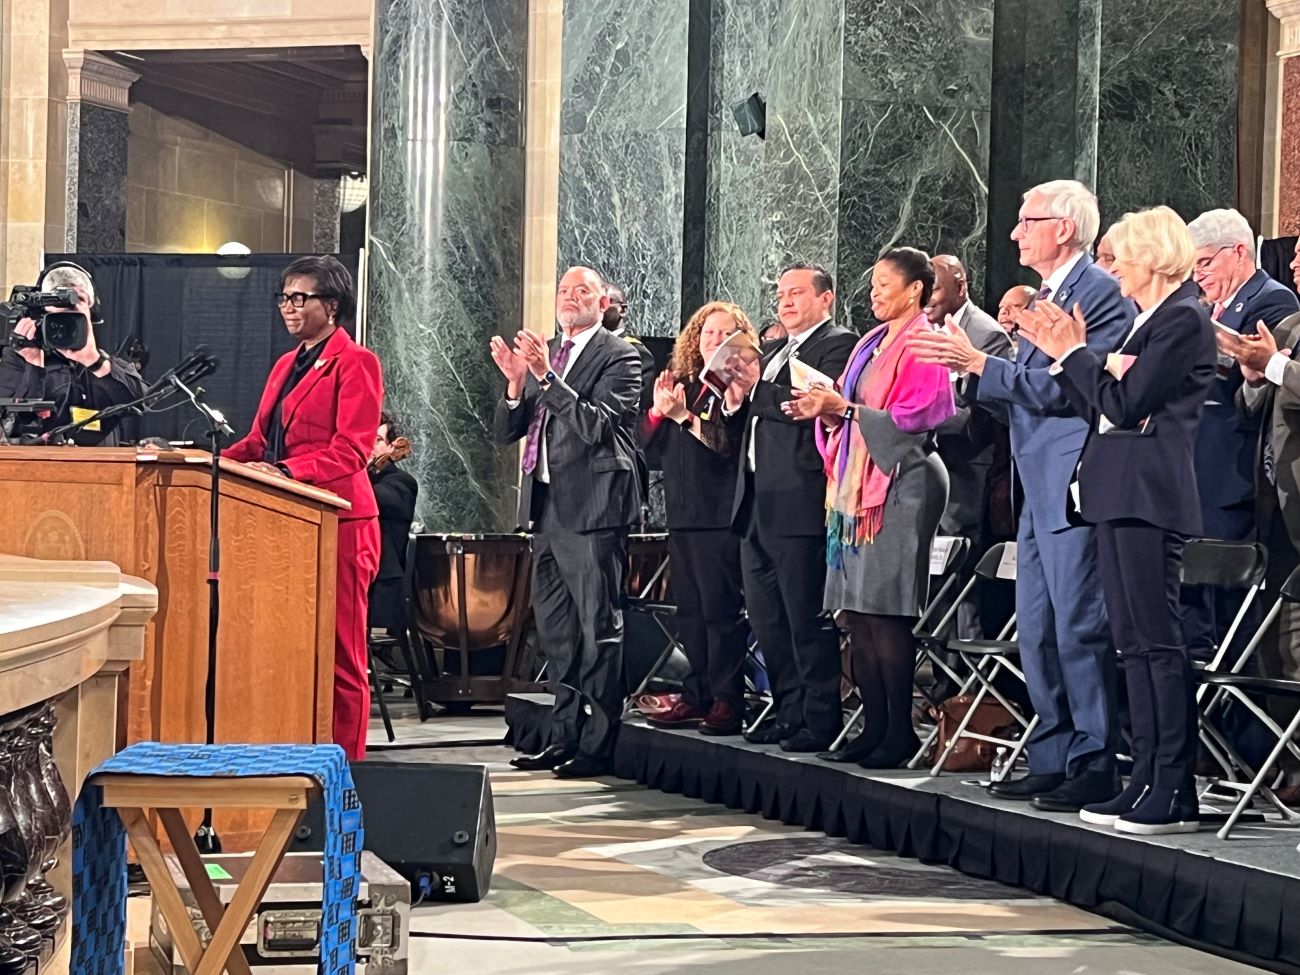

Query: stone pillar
313,176,342,253
63,52,138,252
556,0,691,338
1272,0,1300,235
366,0,528,532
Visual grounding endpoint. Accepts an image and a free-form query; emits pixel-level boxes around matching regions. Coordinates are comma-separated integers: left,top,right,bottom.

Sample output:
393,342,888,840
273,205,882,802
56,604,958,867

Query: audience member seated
913,179,1132,813
639,302,754,736
1022,205,1215,834
785,248,955,769
368,411,418,636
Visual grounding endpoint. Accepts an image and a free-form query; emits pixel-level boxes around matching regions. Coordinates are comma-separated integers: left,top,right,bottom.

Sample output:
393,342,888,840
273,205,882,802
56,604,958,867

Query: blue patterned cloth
72,743,363,975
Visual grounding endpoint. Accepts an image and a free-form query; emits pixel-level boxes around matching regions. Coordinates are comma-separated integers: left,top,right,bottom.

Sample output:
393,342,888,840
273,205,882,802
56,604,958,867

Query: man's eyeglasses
1015,215,1061,231
274,291,332,308
1194,246,1233,273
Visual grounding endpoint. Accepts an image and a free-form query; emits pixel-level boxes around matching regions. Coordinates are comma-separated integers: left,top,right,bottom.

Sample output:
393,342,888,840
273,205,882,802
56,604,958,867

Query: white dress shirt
746,318,830,472
508,323,603,483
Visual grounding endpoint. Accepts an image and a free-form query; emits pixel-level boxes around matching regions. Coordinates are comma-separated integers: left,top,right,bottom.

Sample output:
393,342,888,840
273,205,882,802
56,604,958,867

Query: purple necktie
521,339,573,475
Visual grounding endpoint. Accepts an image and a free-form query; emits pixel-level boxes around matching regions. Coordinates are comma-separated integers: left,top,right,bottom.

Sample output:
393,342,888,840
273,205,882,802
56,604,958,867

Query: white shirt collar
1128,289,1175,338
953,301,973,328
1043,251,1087,301
787,317,830,350
556,322,602,375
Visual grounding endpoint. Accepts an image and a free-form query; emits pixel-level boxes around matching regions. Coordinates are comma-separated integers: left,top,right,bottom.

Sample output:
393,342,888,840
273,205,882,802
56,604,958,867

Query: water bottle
990,746,1009,784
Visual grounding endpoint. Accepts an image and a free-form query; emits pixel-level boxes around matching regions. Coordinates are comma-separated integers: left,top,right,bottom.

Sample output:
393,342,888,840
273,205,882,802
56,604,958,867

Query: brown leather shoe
1271,783,1300,807
700,700,743,736
645,701,708,728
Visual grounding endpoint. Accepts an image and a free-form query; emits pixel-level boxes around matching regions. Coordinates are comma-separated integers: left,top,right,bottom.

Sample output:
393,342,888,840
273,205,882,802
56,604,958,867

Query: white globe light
340,173,368,213
217,240,252,279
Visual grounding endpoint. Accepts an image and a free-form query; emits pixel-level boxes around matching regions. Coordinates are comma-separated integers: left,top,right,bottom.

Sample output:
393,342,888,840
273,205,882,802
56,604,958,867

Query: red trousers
334,516,380,760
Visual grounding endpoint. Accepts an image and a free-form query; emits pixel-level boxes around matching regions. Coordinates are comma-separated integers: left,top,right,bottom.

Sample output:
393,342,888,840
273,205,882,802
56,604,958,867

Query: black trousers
668,528,747,709
1096,519,1196,792
739,504,842,739
532,491,629,761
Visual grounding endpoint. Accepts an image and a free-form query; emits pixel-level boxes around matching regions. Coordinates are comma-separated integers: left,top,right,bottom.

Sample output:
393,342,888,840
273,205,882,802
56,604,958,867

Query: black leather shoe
744,723,796,745
552,756,611,779
817,732,883,764
857,733,923,770
988,772,1066,800
509,744,574,771
780,729,835,753
1031,769,1121,812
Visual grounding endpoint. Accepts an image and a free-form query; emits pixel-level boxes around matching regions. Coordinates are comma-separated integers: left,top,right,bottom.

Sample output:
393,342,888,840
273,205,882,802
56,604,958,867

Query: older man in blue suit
913,179,1132,812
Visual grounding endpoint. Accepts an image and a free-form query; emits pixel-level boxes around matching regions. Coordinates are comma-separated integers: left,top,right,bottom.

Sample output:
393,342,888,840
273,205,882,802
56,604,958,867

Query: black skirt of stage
505,693,1300,975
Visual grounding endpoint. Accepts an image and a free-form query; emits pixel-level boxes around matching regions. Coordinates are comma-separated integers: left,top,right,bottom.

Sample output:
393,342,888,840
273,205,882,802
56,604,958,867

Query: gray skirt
823,449,950,617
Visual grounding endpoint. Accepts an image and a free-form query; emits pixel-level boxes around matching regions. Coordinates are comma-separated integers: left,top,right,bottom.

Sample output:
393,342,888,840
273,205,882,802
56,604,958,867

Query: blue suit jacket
1194,268,1300,511
974,254,1134,534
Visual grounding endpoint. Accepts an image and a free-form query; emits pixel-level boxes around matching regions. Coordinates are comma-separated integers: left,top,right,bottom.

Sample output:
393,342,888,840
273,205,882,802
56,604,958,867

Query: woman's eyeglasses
274,291,332,308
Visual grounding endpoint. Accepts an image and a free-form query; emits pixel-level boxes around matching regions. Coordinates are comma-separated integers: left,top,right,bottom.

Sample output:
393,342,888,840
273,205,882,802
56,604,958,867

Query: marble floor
348,701,1258,974
118,701,1258,973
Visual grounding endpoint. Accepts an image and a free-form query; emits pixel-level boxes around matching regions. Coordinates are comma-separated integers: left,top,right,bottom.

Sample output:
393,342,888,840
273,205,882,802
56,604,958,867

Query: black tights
843,611,918,751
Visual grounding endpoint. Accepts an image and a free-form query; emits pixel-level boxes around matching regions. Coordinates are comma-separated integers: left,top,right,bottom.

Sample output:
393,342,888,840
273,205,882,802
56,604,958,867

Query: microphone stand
167,373,234,854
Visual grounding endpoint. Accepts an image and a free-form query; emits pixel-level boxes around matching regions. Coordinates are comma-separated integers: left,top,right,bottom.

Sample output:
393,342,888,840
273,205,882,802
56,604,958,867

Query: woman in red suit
224,255,384,760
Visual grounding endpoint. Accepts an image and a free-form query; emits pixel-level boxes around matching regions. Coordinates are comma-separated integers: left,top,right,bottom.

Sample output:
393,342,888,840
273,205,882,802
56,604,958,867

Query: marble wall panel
837,103,989,328
1096,0,1237,227
1281,57,1300,236
556,0,690,337
367,0,527,532
74,104,130,252
703,0,777,323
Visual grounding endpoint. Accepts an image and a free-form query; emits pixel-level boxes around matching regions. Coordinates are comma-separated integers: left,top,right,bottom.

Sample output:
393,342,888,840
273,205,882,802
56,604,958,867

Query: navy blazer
1194,268,1300,510
974,254,1134,534
1054,280,1217,536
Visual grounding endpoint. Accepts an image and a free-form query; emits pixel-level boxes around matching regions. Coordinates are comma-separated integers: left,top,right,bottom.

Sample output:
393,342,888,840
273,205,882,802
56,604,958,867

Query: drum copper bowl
410,534,531,650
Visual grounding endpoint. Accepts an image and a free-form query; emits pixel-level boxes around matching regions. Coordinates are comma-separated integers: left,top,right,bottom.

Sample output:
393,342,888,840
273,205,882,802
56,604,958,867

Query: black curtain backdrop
44,253,359,443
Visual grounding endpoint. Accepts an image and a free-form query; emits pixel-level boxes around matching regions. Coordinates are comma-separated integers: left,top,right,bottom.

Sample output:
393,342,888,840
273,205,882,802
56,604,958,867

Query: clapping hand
514,329,552,381
489,335,528,392
782,384,848,422
723,351,761,411
652,370,688,422
1218,320,1289,383
910,317,985,374
1014,301,1087,360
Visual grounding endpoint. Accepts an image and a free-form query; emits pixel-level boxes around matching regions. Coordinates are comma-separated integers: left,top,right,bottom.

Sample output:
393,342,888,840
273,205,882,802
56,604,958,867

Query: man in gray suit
491,265,642,778
926,256,1013,553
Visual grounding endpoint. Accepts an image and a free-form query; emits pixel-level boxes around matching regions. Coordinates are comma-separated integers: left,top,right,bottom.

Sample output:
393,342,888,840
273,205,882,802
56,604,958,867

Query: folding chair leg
746,697,774,734
370,657,395,743
830,705,864,751
1218,709,1300,840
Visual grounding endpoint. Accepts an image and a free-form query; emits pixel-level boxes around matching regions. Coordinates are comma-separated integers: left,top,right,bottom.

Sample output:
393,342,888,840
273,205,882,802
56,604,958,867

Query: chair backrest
628,532,670,601
929,536,971,577
1180,540,1267,590
973,541,1016,582
1281,563,1300,604
407,533,532,652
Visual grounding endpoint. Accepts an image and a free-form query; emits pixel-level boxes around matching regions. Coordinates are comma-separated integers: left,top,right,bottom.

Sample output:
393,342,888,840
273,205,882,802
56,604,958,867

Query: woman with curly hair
640,301,757,735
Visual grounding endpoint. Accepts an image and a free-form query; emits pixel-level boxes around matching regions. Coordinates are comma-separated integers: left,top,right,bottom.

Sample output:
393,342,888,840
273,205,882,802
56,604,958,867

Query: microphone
145,346,216,396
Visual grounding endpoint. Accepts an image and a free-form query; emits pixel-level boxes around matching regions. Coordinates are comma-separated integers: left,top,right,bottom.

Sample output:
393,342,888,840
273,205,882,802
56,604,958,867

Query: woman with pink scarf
784,247,956,768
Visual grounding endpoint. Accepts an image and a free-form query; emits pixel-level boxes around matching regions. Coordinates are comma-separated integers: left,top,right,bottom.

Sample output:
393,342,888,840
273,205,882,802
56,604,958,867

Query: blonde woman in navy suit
1019,206,1216,834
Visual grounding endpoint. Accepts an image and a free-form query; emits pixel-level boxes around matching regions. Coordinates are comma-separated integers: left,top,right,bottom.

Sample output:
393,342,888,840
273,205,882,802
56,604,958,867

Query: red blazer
224,327,384,520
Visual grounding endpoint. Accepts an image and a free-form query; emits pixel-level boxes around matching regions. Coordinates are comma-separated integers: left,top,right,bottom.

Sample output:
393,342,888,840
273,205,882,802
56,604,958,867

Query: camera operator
0,264,144,445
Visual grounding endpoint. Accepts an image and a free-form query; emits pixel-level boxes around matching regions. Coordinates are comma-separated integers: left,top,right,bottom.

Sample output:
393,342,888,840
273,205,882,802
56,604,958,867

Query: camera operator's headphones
39,259,103,325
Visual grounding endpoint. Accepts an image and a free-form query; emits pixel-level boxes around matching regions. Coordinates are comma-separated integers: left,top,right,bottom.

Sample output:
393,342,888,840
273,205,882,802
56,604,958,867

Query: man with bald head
492,265,643,777
925,256,1013,644
997,285,1037,333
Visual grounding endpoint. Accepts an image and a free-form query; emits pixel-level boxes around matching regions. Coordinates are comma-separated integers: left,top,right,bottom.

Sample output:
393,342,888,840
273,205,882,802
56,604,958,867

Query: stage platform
505,692,1300,975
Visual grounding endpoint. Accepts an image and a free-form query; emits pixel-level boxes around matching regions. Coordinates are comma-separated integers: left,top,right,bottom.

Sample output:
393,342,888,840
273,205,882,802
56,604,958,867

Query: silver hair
1187,208,1256,258
39,264,96,306
1024,179,1101,251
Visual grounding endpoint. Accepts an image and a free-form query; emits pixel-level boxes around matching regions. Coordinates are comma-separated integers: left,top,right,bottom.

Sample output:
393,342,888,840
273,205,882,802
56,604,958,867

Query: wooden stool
91,773,320,975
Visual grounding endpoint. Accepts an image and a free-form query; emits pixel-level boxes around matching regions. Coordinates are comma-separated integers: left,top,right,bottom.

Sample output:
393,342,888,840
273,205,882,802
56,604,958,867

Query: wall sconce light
341,173,368,213
217,240,252,280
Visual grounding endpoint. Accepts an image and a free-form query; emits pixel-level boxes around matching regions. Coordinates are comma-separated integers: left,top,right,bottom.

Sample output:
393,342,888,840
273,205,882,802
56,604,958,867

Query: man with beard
492,265,642,777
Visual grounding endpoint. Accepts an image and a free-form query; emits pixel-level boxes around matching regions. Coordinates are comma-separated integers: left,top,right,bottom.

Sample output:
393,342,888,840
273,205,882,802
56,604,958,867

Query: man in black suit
602,283,656,412
492,265,642,777
367,412,418,636
728,263,858,752
926,256,1012,646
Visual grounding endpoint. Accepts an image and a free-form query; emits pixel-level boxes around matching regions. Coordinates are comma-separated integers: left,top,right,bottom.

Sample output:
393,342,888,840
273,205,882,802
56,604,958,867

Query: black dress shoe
1031,769,1121,812
509,744,574,771
817,732,883,764
744,723,796,745
857,733,922,770
780,729,835,753
552,756,611,779
988,772,1066,800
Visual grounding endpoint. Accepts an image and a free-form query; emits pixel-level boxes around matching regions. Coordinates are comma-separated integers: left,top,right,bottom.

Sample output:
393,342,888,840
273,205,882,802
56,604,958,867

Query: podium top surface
0,445,350,510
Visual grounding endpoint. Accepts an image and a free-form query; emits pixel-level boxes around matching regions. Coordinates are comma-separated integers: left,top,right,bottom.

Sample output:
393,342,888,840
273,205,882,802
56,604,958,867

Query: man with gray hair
913,179,1132,812
0,261,144,444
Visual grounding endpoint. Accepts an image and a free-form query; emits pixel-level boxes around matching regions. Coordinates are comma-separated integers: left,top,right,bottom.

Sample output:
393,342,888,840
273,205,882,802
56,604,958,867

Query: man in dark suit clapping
728,264,858,752
492,266,642,778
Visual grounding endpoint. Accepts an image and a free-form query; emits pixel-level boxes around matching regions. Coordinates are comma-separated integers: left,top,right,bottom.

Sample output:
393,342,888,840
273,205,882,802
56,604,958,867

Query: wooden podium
0,446,347,845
